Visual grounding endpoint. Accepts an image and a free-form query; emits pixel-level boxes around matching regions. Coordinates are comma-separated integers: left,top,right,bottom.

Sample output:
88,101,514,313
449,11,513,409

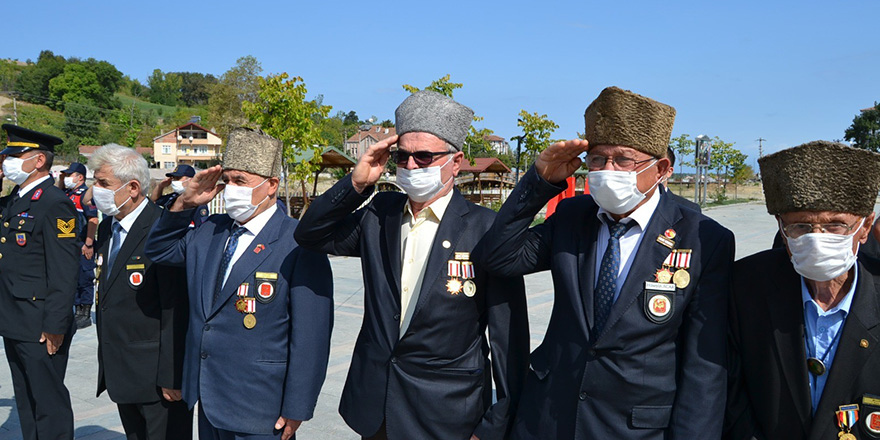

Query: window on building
162,145,171,154
164,162,175,169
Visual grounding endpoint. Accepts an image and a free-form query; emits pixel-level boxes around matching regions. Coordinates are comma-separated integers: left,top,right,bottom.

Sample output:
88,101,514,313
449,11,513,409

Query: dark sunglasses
391,150,452,167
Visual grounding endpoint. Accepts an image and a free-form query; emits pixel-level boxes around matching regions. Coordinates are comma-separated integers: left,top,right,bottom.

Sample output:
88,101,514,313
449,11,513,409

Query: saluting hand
170,165,223,212
351,134,398,194
275,416,302,440
535,139,590,184
40,332,64,356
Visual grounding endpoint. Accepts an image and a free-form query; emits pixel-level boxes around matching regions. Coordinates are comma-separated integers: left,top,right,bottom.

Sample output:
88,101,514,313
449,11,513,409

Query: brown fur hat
583,86,676,158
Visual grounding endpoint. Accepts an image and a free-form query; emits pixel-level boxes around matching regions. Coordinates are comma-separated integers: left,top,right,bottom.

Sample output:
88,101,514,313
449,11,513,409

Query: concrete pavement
0,201,780,439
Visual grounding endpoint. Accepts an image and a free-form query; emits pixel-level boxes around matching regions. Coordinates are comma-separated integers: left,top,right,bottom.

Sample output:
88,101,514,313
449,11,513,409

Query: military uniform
63,164,99,329
0,124,80,440
156,165,210,228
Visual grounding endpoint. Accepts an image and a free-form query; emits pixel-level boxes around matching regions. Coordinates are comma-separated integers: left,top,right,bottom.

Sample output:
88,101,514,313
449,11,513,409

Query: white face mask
224,179,268,223
396,155,453,203
93,182,133,217
170,180,186,194
587,160,658,215
63,176,78,190
784,218,863,281
2,155,38,185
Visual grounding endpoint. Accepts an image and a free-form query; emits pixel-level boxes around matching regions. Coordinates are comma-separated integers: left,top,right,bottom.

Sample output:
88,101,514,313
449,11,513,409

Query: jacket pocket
631,405,673,429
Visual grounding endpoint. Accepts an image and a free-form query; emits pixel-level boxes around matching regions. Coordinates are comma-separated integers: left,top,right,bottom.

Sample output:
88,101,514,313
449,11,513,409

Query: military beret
1,124,63,155
759,140,880,216
395,90,474,151
222,127,283,178
583,86,676,158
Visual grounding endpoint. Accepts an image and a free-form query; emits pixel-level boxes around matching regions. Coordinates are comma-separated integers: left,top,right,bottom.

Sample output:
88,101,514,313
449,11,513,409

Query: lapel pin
442,240,451,249
254,244,265,254
861,339,870,348
664,229,676,239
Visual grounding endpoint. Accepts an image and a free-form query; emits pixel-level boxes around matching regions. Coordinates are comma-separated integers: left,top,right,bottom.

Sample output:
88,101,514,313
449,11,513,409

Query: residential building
485,134,510,155
344,125,397,159
152,122,223,170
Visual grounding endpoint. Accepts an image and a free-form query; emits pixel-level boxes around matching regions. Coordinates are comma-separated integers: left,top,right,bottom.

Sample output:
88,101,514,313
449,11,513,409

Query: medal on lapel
447,259,462,295
461,261,476,297
837,404,859,440
447,252,476,297
671,249,692,289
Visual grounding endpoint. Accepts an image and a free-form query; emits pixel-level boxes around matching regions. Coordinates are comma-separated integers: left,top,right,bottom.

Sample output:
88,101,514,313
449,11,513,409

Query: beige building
344,125,397,159
152,122,222,169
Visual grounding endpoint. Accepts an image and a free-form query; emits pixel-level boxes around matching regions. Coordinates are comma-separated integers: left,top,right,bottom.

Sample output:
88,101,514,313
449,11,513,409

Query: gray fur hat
759,140,880,216
223,127,283,178
583,86,676,158
395,90,474,150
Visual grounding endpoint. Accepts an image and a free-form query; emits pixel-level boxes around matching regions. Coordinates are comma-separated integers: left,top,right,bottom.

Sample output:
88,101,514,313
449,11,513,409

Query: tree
178,72,217,106
16,50,66,101
514,110,559,168
242,73,330,216
705,137,748,199
668,134,696,168
48,64,107,110
63,99,101,143
209,55,263,139
147,69,183,106
845,103,880,152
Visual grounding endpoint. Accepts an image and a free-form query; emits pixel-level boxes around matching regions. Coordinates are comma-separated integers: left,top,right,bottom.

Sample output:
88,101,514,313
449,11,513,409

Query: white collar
404,188,454,223
235,203,277,236
17,175,51,198
596,186,661,230
113,197,149,233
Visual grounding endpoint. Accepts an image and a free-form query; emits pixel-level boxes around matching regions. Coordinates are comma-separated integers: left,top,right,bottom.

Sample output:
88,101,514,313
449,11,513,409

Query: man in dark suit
0,124,80,440
473,87,734,439
88,144,192,439
295,90,529,440
145,128,333,440
725,141,880,440
663,147,701,212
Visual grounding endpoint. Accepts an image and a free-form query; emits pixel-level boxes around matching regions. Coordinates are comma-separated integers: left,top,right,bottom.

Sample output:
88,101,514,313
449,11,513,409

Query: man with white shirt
473,87,734,439
0,124,80,440
88,144,192,439
145,127,333,440
295,90,529,440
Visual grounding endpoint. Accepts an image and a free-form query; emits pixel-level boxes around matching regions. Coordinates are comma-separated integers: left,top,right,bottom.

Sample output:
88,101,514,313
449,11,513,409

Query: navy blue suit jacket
144,206,333,435
294,175,529,440
473,167,734,439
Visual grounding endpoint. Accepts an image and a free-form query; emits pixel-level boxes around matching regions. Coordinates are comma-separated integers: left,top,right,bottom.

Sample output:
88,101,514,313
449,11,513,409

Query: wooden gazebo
456,157,513,204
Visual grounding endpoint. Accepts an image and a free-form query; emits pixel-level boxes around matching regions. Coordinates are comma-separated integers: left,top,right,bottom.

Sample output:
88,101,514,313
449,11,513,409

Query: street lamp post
695,134,710,206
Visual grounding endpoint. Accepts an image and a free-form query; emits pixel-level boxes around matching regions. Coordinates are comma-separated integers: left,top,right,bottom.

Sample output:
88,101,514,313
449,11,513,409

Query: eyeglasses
780,219,863,239
391,150,452,168
585,154,655,171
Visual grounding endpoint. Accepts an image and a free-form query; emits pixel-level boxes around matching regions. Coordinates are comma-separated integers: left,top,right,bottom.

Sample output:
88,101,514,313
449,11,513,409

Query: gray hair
88,143,150,195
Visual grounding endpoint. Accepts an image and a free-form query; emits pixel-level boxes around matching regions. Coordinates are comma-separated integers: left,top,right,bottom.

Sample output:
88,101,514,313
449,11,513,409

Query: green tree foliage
514,110,559,166
0,59,25,92
80,58,123,99
668,134,696,168
16,50,66,100
845,103,880,152
62,100,101,143
179,72,217,106
209,55,262,139
147,69,183,106
242,73,331,214
48,64,104,110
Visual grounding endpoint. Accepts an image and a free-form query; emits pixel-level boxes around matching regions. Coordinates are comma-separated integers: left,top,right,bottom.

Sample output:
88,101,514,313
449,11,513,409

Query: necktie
594,220,634,334
106,222,124,280
214,226,247,302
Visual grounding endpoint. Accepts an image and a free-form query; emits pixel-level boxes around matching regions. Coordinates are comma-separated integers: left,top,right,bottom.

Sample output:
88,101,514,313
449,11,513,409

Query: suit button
0,253,4,259
200,352,208,359
2,222,7,228
0,237,4,243
393,314,400,321
579,391,587,401
204,324,211,331
390,357,398,364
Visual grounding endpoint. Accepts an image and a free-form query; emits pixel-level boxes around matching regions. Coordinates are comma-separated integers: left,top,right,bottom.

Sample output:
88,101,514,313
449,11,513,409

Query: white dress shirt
594,188,661,301
108,198,149,274
17,175,51,197
222,203,277,287
398,190,454,336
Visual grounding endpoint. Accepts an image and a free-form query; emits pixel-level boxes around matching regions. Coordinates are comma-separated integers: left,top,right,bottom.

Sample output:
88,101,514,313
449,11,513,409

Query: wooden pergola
292,146,358,196
458,157,512,203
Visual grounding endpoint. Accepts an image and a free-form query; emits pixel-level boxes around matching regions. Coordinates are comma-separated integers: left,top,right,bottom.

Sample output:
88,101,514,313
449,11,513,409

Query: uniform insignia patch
31,189,42,200
56,218,76,238
254,272,277,303
644,282,675,324
15,233,26,246
129,272,143,287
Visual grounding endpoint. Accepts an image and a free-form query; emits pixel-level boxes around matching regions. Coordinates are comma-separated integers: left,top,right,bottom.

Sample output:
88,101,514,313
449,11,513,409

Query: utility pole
12,96,18,125
756,137,766,158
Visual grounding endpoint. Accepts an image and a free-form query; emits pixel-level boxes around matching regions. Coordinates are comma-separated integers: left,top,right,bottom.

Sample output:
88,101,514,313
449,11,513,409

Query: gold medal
243,313,256,329
446,278,462,295
672,269,690,289
655,268,673,284
839,433,856,440
235,298,248,313
463,280,476,297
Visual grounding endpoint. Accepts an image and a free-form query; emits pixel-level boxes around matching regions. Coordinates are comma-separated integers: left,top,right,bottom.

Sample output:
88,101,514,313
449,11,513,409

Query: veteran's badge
129,272,143,287
644,282,675,324
862,394,880,437
255,272,277,303
837,404,860,440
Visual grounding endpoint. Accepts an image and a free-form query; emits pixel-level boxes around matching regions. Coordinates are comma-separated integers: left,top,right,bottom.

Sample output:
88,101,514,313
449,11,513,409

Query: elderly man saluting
295,90,529,440
725,141,880,440
145,127,334,440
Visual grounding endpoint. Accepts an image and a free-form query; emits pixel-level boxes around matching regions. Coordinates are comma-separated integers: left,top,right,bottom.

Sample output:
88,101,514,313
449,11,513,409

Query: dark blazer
724,249,880,440
144,206,333,435
94,200,188,404
0,178,80,341
662,185,701,213
294,175,529,440
472,167,734,439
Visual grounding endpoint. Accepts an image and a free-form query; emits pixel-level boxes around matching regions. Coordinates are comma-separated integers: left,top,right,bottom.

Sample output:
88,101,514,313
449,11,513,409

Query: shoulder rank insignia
31,189,42,201
56,218,76,238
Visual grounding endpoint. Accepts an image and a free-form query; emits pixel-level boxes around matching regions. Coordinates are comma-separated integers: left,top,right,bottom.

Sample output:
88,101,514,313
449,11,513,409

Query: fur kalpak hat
759,140,880,216
583,86,676,158
395,90,474,151
223,127,283,178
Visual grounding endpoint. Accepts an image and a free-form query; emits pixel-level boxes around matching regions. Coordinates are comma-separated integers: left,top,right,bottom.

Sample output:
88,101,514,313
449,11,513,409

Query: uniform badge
862,394,880,436
463,280,476,297
31,189,42,200
446,278,463,295
56,218,76,238
442,240,451,249
837,404,859,440
644,282,675,324
243,313,257,329
129,272,143,287
673,270,690,289
664,229,676,239
656,235,674,249
254,272,277,303
200,208,209,217
15,233,26,246
654,268,673,283
253,244,265,254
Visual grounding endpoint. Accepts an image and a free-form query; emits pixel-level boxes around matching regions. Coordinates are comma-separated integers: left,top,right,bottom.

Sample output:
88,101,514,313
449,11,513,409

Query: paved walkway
0,201,779,439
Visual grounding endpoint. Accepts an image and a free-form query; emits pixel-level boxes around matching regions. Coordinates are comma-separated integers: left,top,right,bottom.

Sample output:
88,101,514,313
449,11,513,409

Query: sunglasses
391,150,452,167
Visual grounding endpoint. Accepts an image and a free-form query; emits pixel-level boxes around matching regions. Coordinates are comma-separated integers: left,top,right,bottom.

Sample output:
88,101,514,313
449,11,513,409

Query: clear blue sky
6,0,879,171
